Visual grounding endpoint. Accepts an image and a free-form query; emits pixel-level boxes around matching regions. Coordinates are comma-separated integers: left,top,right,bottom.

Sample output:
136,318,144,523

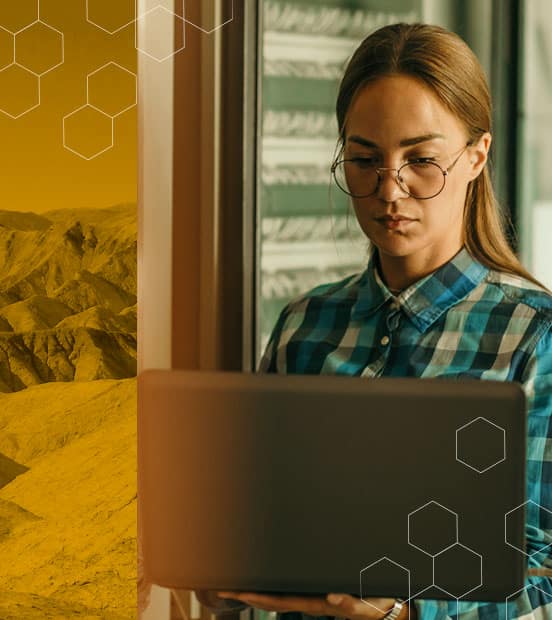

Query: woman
208,22,552,620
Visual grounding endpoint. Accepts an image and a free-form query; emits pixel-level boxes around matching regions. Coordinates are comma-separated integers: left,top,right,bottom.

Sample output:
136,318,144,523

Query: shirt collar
351,246,489,332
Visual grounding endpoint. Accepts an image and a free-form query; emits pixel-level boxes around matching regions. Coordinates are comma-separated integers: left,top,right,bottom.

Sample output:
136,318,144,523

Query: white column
137,0,175,616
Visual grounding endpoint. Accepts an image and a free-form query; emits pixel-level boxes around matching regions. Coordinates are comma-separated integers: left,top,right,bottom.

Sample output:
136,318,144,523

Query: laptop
138,369,527,602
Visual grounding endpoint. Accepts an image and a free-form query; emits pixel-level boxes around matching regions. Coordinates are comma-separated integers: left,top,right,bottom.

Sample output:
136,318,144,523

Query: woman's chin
368,231,420,257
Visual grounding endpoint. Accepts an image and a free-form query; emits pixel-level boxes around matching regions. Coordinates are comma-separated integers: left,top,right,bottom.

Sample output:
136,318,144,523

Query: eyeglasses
331,143,471,200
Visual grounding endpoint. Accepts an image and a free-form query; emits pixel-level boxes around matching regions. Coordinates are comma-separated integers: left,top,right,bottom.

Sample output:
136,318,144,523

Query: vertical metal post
490,0,521,252
242,1,261,373
199,0,223,371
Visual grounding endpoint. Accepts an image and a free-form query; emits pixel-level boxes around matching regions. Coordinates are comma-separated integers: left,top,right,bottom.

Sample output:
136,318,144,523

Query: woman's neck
375,244,464,292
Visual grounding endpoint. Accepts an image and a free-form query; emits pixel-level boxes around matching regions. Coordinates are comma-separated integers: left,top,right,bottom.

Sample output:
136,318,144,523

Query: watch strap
382,598,405,620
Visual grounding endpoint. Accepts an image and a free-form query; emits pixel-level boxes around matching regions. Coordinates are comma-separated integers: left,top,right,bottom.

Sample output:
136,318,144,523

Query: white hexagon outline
136,0,185,19
86,0,136,35
86,61,137,118
0,63,40,119
184,0,234,35
408,585,460,616
0,2,38,34
14,19,64,77
408,500,459,557
433,542,483,599
62,103,114,161
506,581,552,619
0,25,15,70
134,5,186,63
456,416,506,474
86,0,188,34
505,499,552,558
359,556,411,615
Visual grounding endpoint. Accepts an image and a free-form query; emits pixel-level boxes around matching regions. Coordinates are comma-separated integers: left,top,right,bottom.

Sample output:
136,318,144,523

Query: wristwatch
382,598,405,620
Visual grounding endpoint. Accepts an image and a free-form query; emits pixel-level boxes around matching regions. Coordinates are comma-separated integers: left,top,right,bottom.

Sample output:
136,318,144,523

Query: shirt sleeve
257,303,292,373
415,324,552,619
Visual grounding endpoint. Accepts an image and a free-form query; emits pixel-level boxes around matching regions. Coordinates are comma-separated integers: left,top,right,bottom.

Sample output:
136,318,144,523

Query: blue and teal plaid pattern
259,246,552,620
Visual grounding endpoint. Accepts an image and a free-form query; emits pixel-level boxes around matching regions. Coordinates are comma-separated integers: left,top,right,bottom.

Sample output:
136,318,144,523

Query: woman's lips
377,217,417,230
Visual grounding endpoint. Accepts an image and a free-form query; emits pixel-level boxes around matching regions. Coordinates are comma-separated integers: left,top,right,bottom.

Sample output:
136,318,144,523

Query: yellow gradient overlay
0,1,137,618
0,0,137,212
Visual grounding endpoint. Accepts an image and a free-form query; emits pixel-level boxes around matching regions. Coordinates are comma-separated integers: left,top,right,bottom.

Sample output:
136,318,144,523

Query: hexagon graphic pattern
0,1,37,34
185,0,233,34
505,499,552,557
87,62,136,117
507,583,552,618
15,21,64,76
63,105,114,160
0,64,40,118
359,557,410,613
433,543,482,598
408,501,458,556
138,0,184,15
0,27,14,70
456,417,505,473
135,6,185,62
86,0,135,34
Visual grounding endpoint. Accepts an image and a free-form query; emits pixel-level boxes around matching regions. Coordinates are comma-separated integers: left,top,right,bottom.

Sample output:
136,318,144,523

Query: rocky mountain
0,295,73,332
0,205,137,392
0,454,28,491
0,498,40,545
0,379,136,619
0,205,137,617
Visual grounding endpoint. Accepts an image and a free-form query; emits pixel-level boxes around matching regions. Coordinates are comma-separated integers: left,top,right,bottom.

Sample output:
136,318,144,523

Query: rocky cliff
0,205,137,618
0,205,137,392
0,379,136,619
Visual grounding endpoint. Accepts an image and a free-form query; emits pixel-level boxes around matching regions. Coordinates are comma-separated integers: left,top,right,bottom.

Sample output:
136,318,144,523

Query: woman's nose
376,169,409,202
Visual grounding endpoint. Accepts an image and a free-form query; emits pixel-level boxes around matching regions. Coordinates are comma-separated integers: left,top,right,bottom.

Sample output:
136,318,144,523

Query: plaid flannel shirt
259,246,552,620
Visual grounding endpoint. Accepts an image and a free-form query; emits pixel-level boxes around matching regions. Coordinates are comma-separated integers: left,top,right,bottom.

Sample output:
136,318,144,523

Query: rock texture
0,205,137,392
0,205,137,618
0,454,28,490
0,379,136,618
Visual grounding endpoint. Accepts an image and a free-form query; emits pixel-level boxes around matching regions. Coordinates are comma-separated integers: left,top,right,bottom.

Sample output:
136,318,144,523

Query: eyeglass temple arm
446,141,474,172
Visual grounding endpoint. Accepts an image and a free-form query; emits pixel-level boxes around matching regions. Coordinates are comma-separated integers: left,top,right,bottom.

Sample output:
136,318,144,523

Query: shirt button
380,335,390,346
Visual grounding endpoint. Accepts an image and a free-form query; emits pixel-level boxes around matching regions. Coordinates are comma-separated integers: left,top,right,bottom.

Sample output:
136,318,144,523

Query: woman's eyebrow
347,133,446,148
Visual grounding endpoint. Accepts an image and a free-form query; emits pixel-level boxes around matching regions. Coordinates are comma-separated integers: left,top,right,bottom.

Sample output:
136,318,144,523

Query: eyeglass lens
333,160,446,199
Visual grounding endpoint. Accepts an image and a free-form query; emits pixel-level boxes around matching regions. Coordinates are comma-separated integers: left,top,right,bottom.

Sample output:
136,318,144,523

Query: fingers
528,567,552,576
218,591,331,615
217,591,395,618
218,592,288,612
217,591,241,598
326,593,369,618
326,593,406,620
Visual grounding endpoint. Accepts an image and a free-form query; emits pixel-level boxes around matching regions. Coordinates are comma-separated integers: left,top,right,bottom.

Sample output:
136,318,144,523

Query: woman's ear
468,132,492,180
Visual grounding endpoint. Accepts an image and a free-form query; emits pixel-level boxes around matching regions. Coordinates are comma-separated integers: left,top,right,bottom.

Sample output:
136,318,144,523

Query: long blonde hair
336,23,546,289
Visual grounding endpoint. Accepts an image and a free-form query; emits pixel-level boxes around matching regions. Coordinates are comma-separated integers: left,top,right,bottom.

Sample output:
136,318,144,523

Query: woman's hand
217,591,412,619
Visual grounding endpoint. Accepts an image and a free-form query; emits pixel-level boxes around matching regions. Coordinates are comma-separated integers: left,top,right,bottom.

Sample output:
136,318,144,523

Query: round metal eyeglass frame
331,142,472,200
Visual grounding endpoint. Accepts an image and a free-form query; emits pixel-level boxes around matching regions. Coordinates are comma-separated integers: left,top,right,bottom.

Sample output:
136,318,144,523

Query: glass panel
257,0,422,361
256,0,503,366
518,0,552,289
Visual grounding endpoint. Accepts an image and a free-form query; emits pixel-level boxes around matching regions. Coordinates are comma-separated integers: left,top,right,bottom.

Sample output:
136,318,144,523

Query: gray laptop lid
138,369,527,602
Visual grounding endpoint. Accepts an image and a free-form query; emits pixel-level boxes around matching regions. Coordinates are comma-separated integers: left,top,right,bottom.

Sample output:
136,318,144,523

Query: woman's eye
408,156,437,164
